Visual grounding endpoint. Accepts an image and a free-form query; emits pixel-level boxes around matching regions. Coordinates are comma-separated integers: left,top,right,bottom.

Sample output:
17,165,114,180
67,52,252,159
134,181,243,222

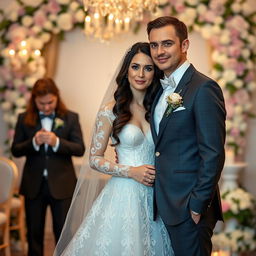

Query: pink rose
34,10,47,27
221,201,230,213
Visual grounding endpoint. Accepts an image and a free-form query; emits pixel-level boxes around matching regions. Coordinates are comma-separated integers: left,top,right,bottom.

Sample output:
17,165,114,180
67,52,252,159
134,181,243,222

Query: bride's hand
129,165,156,186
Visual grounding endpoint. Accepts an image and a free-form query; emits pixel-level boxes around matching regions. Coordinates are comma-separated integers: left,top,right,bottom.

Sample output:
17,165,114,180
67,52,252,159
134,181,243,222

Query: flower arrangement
0,0,256,156
165,92,183,116
212,188,256,253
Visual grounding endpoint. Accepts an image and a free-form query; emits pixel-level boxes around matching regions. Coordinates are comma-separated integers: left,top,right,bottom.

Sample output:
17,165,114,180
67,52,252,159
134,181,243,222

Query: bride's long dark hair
112,42,163,145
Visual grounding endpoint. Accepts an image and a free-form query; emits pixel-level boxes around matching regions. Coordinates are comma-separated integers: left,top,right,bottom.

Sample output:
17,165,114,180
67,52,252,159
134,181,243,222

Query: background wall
0,0,255,196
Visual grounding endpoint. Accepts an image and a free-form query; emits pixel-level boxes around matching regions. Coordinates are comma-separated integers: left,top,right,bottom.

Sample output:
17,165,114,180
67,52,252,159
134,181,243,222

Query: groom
147,16,226,256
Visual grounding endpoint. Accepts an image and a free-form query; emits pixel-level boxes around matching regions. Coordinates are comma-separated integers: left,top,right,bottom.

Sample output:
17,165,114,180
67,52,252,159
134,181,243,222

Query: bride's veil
53,51,128,256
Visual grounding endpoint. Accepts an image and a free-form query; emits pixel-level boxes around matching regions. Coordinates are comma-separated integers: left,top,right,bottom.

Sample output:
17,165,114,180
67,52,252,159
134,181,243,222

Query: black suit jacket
150,65,226,225
11,110,85,200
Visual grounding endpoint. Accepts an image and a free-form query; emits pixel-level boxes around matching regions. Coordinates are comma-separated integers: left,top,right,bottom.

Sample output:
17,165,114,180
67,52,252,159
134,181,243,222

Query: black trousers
164,206,217,256
25,178,72,256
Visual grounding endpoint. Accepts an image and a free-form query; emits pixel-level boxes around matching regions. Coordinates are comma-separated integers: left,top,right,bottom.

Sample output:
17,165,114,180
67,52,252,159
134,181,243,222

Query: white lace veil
53,51,127,256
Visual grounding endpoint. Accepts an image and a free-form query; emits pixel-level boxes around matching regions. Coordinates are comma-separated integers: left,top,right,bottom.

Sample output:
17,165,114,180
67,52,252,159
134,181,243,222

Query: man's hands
34,128,58,147
129,165,156,187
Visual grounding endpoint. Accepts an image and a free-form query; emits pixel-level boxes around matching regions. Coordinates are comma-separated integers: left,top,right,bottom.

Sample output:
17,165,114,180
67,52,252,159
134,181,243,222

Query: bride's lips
135,80,146,84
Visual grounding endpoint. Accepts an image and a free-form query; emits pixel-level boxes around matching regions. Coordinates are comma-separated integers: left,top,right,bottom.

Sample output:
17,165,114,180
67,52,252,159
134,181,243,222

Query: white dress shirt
154,61,190,134
32,112,60,176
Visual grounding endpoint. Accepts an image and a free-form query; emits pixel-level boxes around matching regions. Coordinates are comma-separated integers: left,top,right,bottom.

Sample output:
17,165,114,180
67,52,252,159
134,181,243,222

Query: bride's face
128,52,154,92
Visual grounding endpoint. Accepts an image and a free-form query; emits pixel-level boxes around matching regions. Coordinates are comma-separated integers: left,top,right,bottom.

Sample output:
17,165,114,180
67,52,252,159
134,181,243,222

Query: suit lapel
150,87,163,144
155,65,196,146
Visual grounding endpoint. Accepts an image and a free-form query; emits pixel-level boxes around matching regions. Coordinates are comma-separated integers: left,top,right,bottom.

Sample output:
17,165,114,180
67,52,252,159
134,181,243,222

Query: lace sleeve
89,104,129,177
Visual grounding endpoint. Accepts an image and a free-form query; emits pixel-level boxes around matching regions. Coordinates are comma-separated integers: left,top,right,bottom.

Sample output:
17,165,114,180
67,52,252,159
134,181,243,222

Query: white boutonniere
54,117,64,130
165,92,183,117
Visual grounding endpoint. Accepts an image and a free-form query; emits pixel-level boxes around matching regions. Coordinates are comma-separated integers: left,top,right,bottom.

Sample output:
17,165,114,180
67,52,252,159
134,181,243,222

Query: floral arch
0,0,256,158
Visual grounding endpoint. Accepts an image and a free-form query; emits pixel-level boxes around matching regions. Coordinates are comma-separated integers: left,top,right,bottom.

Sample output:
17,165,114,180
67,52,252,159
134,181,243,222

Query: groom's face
149,25,189,77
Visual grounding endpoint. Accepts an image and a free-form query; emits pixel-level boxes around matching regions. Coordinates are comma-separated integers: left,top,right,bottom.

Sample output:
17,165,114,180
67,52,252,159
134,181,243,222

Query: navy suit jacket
11,110,85,200
150,65,226,225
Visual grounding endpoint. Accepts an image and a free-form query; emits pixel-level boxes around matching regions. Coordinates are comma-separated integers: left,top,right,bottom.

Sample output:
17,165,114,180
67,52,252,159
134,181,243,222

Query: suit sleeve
189,81,226,213
11,114,38,157
57,113,85,156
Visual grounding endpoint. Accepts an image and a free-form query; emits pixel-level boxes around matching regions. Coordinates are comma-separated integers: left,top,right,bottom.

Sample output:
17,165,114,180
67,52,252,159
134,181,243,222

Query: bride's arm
89,104,130,177
89,105,155,185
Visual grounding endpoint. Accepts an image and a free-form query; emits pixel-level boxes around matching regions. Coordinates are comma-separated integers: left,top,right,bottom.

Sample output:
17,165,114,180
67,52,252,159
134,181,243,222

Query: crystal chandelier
83,0,159,40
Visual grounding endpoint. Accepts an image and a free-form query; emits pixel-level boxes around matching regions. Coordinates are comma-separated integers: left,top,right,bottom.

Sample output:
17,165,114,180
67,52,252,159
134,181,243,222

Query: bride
54,42,174,256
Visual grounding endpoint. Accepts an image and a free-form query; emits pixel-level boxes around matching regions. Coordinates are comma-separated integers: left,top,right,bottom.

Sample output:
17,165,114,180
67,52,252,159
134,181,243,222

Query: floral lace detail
89,105,129,177
62,124,174,256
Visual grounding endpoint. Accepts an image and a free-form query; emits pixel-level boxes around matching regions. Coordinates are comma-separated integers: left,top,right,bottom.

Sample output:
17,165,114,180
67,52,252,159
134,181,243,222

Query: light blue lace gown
62,105,174,256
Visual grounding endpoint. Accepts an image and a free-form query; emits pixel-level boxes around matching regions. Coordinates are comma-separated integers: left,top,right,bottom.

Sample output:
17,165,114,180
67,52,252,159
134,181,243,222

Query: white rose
25,77,37,88
56,0,71,4
70,1,79,11
234,105,243,115
43,21,53,31
15,97,26,108
240,30,249,39
196,4,207,14
231,3,241,13
214,17,223,25
15,108,25,116
201,25,213,39
40,33,51,43
1,101,12,111
241,48,250,58
22,16,33,27
52,27,61,34
29,37,44,50
28,61,37,72
225,120,232,131
49,14,57,22
57,13,73,31
233,79,243,89
220,31,231,45
186,0,199,6
248,35,256,48
212,25,221,35
20,0,44,7
75,10,85,22
31,25,41,34
248,81,256,91
223,69,236,82
13,78,23,88
242,2,256,15
5,90,20,103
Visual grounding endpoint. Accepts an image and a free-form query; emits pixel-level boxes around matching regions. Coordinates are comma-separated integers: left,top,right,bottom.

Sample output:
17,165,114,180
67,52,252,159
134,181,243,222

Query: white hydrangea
56,13,73,31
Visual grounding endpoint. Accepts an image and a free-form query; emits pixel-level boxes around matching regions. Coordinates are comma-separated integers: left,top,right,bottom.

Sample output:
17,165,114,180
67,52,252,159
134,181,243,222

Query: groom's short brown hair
147,16,188,44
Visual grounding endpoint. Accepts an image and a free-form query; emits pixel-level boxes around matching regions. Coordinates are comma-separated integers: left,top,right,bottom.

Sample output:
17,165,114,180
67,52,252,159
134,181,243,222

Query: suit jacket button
155,152,160,157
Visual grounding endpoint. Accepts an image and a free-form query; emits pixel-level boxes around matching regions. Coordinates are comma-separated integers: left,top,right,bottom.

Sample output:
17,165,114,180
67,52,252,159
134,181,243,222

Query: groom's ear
181,39,189,53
